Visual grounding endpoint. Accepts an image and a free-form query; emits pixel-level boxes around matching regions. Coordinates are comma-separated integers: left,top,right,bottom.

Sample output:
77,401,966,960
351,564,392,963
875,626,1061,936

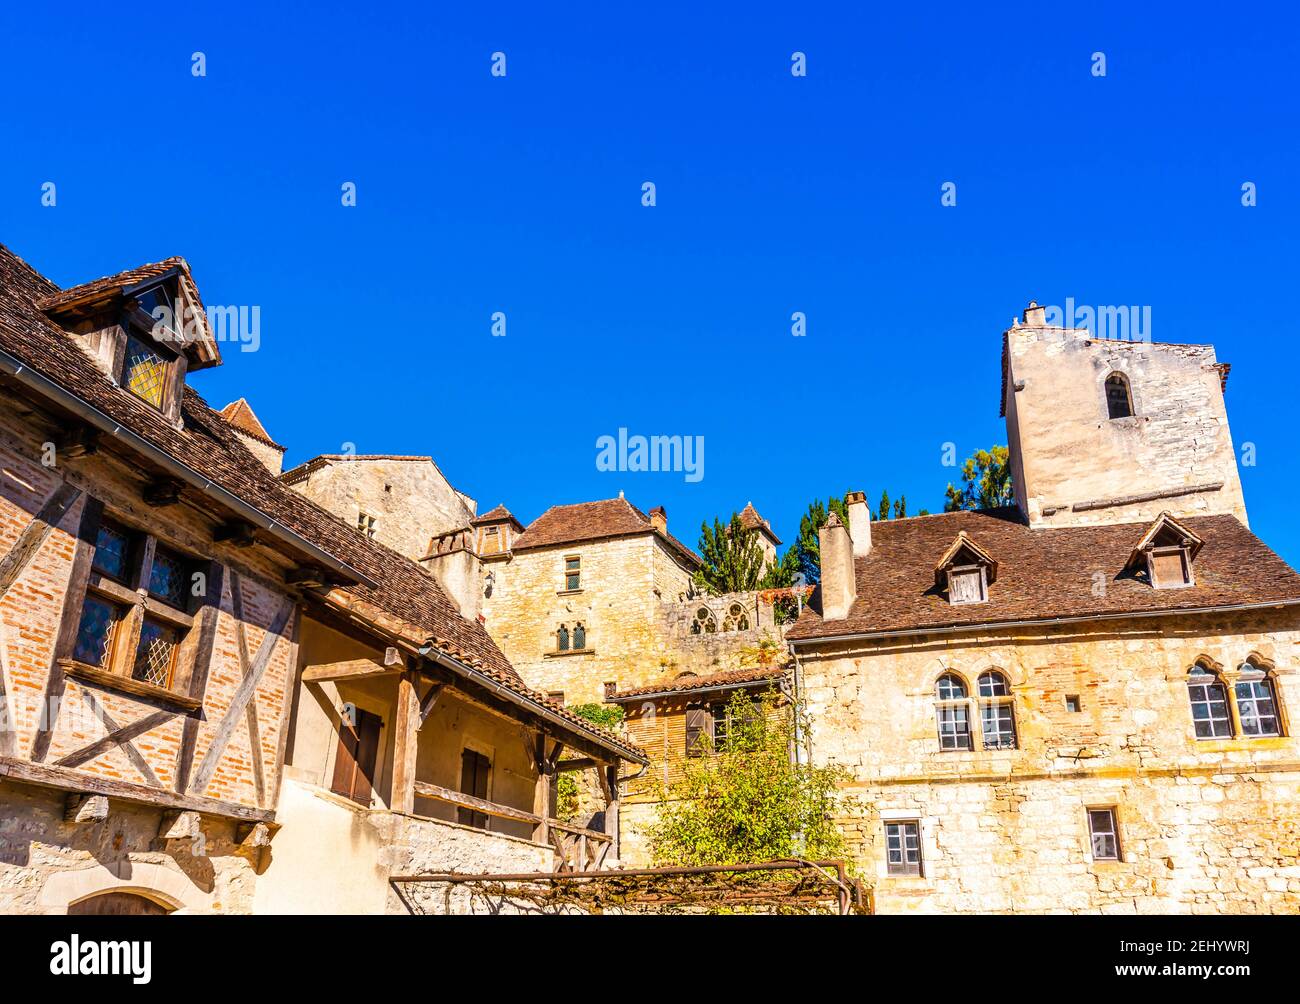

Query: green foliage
695,514,776,594
555,704,625,820
943,445,1014,512
646,690,856,867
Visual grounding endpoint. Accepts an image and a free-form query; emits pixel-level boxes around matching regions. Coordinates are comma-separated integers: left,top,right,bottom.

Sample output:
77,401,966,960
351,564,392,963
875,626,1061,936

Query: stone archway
67,891,172,915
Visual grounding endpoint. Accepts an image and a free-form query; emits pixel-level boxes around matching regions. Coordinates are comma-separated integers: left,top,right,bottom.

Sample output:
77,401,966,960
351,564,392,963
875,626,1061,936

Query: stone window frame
976,669,1017,750
1184,655,1287,741
561,554,582,593
1102,370,1136,420
356,511,377,538
1186,661,1234,739
690,605,718,634
883,819,924,877
58,499,217,712
1086,806,1122,862
721,601,750,632
934,672,973,751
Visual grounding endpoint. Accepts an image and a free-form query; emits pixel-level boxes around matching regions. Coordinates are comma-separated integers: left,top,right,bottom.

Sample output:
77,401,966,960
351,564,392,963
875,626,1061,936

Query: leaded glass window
1235,665,1280,737
1188,665,1232,739
123,334,169,409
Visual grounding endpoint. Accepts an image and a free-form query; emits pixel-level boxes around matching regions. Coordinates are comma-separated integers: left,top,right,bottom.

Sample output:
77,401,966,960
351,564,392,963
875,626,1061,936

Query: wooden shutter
949,567,983,604
331,708,381,806
685,707,711,756
1150,548,1188,587
458,749,491,828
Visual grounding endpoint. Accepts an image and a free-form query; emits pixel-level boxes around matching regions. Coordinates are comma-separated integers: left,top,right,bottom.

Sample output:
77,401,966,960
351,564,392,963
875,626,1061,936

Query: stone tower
1002,302,1247,529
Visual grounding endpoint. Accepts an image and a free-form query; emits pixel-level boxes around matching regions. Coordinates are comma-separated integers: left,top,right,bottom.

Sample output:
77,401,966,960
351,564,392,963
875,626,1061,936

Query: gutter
418,642,648,766
0,346,375,589
787,597,1300,651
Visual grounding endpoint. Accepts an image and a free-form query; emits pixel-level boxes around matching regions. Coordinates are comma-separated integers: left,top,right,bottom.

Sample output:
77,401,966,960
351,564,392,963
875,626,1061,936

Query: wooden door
331,707,381,806
458,748,491,828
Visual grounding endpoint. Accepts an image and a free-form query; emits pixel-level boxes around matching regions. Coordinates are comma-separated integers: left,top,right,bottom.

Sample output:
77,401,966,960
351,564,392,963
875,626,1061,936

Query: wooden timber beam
417,682,444,727
142,477,184,507
413,780,542,826
391,669,420,814
0,756,275,824
213,520,257,547
301,651,401,684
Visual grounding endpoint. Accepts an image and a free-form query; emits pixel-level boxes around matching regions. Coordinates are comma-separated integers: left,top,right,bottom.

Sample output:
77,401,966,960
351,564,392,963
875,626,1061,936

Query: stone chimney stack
1022,300,1047,326
649,506,667,535
818,512,857,621
844,490,872,557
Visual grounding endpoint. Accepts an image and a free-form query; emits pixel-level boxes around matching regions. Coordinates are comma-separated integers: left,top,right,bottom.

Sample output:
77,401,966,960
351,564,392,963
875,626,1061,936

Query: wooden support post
605,764,621,859
391,668,420,815
417,682,444,728
158,809,201,840
532,732,550,847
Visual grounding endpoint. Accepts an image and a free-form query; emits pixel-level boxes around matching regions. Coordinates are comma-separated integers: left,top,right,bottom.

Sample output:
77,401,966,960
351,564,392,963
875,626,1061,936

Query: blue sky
2,3,1298,564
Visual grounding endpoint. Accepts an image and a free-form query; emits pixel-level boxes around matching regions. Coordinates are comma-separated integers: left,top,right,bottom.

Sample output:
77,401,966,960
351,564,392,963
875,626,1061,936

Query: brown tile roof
279,453,436,485
471,503,523,529
219,398,284,451
35,255,221,370
609,665,787,701
513,496,701,568
786,507,1300,642
0,243,641,762
737,501,781,544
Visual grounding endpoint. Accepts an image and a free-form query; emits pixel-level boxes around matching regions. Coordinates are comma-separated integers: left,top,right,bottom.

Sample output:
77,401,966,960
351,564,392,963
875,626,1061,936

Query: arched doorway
67,892,172,915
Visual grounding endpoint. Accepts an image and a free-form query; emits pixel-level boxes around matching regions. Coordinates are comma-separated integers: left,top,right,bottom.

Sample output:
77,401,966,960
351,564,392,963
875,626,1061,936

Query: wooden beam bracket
213,521,257,547
142,477,184,507
64,793,109,824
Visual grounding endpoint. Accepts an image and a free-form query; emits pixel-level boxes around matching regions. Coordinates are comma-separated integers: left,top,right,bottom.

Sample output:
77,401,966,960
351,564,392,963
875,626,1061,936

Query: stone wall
285,457,475,562
1005,324,1248,528
799,608,1300,913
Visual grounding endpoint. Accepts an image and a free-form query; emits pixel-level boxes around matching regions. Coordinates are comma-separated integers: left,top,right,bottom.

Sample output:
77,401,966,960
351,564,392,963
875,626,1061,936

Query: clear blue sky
3,3,1297,565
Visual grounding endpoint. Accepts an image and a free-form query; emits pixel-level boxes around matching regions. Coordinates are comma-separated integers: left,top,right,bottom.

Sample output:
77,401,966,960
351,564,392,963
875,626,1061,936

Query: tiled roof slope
737,502,781,544
219,398,284,450
786,507,1300,642
610,665,787,701
0,243,642,758
513,496,701,568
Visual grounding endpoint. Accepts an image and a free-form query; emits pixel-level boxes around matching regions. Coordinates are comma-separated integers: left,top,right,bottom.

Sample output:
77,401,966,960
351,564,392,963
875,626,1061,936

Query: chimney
1022,300,1047,326
649,506,667,534
844,490,872,557
818,512,857,620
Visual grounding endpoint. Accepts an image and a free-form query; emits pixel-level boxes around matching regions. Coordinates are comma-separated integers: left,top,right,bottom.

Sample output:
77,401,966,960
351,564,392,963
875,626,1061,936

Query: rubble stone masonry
799,609,1300,914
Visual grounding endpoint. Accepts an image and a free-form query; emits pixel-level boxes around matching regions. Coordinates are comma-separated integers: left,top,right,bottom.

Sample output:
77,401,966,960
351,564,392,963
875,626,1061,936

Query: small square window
1065,695,1082,713
885,820,923,876
356,512,377,538
1087,808,1121,861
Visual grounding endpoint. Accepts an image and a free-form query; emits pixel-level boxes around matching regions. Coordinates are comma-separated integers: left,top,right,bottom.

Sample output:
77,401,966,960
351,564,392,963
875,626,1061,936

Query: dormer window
1127,512,1202,590
935,531,997,606
130,282,179,343
121,334,171,409
1105,372,1134,419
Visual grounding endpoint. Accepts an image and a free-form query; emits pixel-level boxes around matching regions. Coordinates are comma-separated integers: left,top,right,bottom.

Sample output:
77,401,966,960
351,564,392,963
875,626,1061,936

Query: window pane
133,619,179,688
1088,809,1119,860
573,623,586,649
565,558,580,571
936,674,966,700
981,702,1017,749
937,705,971,750
1188,677,1233,739
566,573,580,590
557,626,569,651
124,335,168,408
1235,678,1280,737
885,821,922,876
1105,374,1132,419
92,522,133,581
148,547,189,607
977,671,1010,697
73,595,121,667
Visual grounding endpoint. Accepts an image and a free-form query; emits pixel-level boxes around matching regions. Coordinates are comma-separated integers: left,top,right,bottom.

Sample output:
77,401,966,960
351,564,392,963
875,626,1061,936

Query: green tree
646,689,855,867
695,513,791,594
943,445,1014,511
555,703,625,820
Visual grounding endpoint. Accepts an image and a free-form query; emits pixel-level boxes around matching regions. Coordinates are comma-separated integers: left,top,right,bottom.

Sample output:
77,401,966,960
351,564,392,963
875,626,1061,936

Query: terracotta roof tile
471,503,522,528
219,398,284,450
610,665,787,701
736,501,781,544
787,507,1300,641
0,243,639,762
513,497,700,568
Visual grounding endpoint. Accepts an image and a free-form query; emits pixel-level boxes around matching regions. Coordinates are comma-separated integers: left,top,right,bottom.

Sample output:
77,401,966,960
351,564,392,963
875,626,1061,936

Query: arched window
935,673,972,751
1187,664,1232,738
691,607,718,635
977,670,1017,749
721,603,750,632
1105,372,1133,419
573,622,586,650
556,625,569,651
1235,662,1281,737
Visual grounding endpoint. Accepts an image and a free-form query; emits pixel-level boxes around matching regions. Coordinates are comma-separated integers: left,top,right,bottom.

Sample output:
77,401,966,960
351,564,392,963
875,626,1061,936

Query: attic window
935,532,996,606
947,565,987,605
122,335,170,409
1129,513,1202,590
132,283,178,341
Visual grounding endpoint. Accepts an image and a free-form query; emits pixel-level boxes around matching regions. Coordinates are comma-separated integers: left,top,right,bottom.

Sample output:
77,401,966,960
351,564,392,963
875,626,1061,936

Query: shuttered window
685,707,712,757
331,708,381,806
458,748,492,829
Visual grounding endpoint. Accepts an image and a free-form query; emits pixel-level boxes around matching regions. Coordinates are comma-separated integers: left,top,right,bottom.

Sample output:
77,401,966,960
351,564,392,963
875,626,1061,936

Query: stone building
786,305,1300,914
0,243,643,914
